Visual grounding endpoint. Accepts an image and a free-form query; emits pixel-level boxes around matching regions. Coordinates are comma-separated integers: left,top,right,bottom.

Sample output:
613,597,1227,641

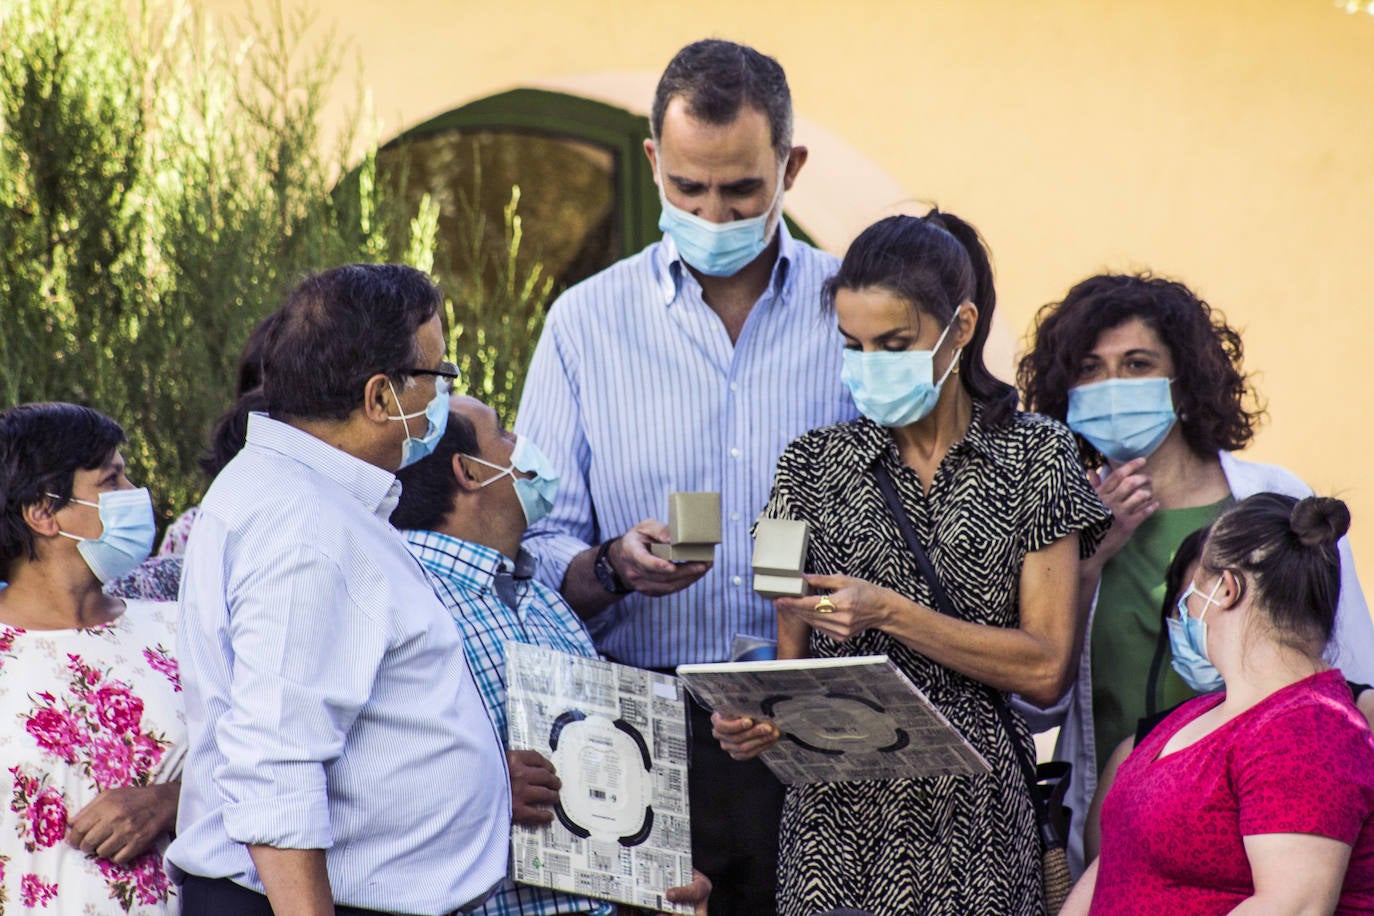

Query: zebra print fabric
761,406,1110,915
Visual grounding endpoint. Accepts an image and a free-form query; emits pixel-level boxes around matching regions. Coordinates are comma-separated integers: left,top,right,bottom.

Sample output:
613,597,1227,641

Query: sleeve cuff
224,790,333,849
1010,690,1071,731
523,529,589,591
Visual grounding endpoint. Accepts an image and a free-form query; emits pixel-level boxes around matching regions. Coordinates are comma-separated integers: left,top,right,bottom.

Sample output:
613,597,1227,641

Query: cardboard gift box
752,518,810,598
650,492,722,562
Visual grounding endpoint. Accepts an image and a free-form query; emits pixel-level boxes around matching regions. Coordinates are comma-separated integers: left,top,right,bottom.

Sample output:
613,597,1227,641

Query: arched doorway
375,86,816,300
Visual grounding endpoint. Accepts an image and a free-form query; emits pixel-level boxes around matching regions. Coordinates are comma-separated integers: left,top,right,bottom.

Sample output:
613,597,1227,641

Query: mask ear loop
1215,568,1244,608
761,158,789,233
44,492,101,543
384,373,414,442
1192,573,1229,624
933,304,967,386
461,453,517,488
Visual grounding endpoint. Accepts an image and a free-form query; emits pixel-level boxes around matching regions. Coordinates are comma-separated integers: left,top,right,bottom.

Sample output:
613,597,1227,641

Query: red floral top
0,600,184,913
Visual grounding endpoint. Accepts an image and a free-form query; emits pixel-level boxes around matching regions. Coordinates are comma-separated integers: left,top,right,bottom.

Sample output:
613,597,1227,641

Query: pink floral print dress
0,600,185,914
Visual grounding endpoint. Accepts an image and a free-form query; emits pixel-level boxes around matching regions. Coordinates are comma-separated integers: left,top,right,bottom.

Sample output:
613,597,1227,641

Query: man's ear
451,454,483,492
644,139,660,183
782,145,808,191
362,374,395,425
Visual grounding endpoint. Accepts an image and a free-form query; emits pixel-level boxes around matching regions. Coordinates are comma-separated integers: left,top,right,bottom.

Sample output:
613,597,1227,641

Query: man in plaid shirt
392,394,709,916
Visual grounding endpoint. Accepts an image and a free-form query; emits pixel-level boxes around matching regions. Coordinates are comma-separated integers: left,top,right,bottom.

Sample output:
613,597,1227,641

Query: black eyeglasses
405,361,461,383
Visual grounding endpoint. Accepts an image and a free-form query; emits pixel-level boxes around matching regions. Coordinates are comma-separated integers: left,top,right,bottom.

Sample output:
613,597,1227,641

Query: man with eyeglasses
168,264,510,916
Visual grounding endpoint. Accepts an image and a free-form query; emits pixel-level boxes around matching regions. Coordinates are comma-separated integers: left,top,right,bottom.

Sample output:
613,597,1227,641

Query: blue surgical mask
840,313,962,428
656,166,784,277
388,376,450,469
1168,576,1225,693
51,487,157,583
465,436,560,527
1066,377,1177,464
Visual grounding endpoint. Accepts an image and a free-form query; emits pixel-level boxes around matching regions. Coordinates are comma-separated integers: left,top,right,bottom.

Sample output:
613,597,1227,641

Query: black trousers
180,875,403,916
685,692,786,916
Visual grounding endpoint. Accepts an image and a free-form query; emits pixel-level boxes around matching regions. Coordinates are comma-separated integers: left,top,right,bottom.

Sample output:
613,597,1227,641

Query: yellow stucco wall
197,0,1374,583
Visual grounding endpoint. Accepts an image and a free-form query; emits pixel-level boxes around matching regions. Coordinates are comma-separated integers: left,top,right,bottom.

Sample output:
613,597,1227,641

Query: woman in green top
1017,272,1374,875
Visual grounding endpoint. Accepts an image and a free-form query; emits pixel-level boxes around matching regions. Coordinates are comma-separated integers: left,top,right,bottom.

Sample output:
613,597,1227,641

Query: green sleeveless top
1090,497,1232,773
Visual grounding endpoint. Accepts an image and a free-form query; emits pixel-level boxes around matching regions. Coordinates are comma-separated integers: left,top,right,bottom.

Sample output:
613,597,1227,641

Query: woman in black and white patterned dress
715,212,1110,915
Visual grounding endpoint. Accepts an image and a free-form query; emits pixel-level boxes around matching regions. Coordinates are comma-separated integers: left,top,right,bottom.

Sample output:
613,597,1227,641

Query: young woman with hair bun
1063,493,1374,915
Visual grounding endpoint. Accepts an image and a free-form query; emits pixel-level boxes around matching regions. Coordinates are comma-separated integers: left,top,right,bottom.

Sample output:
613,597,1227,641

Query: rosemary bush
0,0,439,529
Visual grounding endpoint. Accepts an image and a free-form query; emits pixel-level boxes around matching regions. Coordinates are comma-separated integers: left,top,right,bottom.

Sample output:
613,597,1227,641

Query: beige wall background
198,0,1374,587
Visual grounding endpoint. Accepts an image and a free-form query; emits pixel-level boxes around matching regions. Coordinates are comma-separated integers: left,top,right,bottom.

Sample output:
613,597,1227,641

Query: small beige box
752,518,810,598
650,492,722,563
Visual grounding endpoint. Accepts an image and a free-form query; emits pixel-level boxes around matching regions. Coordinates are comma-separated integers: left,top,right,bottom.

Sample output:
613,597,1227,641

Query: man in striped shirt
515,40,855,915
393,394,710,916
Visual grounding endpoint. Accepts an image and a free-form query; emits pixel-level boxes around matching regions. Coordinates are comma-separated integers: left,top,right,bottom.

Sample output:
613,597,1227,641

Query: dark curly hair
1017,273,1264,461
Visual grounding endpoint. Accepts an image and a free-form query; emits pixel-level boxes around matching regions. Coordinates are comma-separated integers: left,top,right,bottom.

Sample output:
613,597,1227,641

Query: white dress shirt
167,413,510,914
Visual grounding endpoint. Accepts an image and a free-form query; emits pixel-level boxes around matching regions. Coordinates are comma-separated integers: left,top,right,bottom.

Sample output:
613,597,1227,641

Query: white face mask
839,307,964,428
655,162,786,277
387,376,450,469
1169,576,1227,693
49,488,157,583
463,436,560,527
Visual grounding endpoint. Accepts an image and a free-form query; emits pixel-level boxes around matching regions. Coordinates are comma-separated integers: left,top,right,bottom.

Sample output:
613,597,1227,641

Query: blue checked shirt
404,529,613,916
515,225,857,667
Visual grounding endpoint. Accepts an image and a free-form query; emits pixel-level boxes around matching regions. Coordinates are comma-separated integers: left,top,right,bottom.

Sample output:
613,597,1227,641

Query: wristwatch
594,537,634,595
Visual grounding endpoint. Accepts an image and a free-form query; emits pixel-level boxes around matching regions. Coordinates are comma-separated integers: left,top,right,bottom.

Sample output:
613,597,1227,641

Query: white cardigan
1021,451,1374,876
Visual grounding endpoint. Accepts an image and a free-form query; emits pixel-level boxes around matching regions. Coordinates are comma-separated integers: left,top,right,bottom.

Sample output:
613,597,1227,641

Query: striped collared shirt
404,529,611,916
515,225,857,667
168,413,511,914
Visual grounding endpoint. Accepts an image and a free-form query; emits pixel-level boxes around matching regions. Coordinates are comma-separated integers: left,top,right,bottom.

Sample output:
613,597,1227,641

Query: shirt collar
402,529,528,593
245,412,400,519
849,400,1016,478
654,220,797,308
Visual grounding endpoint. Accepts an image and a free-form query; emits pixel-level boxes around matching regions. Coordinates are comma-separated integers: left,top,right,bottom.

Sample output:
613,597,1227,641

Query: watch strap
595,537,633,594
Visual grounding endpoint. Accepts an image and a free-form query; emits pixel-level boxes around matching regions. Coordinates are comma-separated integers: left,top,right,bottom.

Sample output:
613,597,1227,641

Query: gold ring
814,596,836,614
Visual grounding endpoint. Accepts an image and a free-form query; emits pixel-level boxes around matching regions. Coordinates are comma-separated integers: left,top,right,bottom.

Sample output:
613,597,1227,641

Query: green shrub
0,0,453,531
439,173,555,425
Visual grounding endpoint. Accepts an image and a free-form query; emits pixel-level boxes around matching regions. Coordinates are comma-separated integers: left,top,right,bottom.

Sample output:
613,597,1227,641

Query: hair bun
1290,496,1350,548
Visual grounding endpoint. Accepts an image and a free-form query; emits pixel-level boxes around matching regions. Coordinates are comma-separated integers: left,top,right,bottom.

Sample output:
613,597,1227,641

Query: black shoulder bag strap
1144,621,1170,717
872,463,1062,851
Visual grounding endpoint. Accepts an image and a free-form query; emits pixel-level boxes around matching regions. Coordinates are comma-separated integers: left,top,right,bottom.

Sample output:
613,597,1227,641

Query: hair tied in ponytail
1289,496,1351,549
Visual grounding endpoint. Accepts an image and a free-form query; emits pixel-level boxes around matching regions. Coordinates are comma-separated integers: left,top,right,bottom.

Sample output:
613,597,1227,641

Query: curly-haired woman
1018,273,1374,874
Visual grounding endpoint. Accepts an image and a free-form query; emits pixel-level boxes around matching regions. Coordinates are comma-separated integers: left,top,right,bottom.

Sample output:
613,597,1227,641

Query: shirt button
729,382,739,392
730,447,741,458
732,575,742,586
730,512,741,522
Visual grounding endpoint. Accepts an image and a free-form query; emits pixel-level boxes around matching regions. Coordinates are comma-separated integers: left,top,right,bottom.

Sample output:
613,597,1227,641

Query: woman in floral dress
0,403,184,914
